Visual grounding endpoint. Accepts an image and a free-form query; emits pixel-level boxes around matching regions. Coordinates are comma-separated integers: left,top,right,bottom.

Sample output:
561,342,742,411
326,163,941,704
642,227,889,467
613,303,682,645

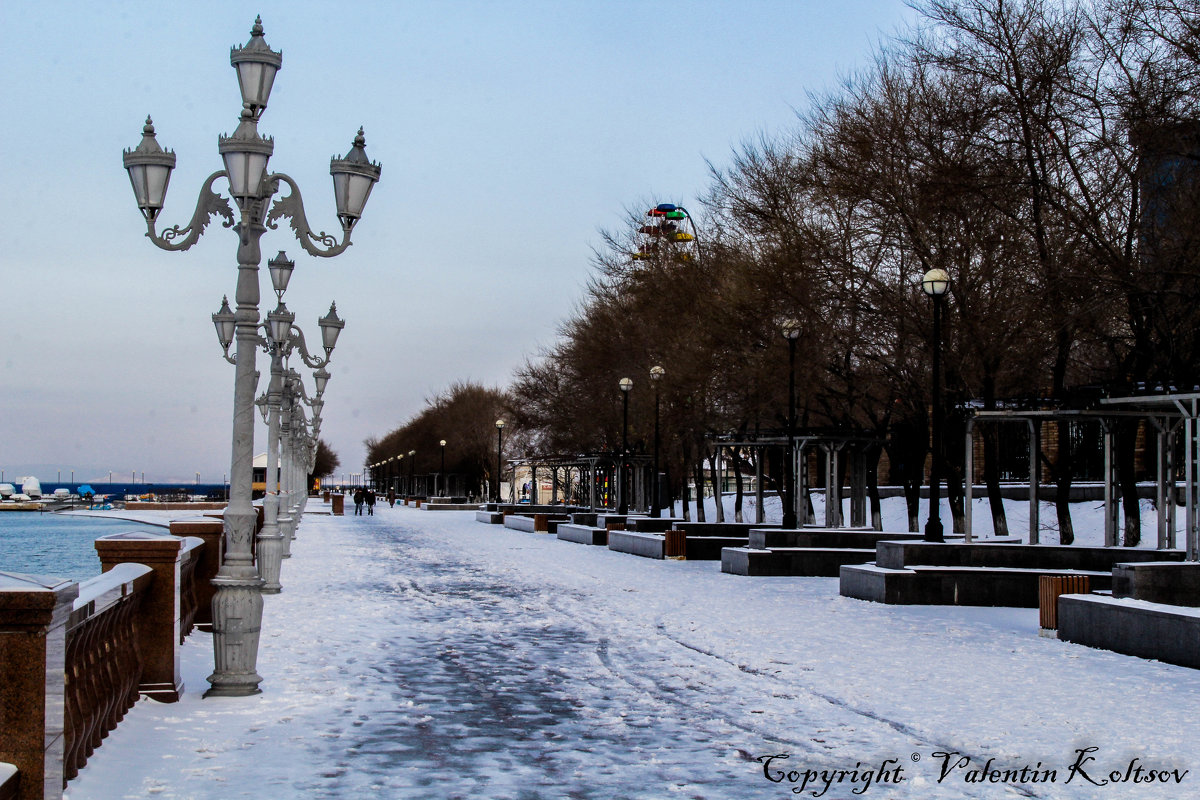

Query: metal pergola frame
967,400,1194,559
506,451,653,511
709,429,884,529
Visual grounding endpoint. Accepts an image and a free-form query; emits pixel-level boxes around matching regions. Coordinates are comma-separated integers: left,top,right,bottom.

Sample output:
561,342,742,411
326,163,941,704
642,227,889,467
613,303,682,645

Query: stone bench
475,510,504,524
841,563,1115,607
624,517,684,533
557,524,607,546
677,522,779,536
749,528,924,550
503,515,539,532
723,546,877,576
1111,561,1200,606
607,531,665,559
1058,594,1200,669
873,540,1183,571
424,503,483,511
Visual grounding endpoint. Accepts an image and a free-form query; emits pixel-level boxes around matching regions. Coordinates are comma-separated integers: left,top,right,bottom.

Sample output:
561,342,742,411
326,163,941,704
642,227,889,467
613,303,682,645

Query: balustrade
1,530,213,799
63,564,152,782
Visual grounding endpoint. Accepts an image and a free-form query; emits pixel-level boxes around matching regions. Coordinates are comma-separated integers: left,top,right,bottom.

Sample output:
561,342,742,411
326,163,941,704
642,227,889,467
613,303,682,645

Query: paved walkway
66,504,1200,799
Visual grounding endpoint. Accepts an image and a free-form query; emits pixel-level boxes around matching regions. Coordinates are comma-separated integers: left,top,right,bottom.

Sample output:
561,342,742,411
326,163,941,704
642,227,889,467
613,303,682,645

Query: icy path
66,506,1200,799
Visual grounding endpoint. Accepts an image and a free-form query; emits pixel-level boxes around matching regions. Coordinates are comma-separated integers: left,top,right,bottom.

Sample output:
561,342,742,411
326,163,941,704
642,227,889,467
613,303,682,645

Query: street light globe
650,365,665,382
779,318,802,340
619,377,633,392
496,419,506,429
921,268,950,297
440,439,447,447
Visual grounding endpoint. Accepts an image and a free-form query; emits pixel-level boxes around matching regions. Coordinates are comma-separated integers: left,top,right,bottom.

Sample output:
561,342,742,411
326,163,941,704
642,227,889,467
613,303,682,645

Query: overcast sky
0,0,916,485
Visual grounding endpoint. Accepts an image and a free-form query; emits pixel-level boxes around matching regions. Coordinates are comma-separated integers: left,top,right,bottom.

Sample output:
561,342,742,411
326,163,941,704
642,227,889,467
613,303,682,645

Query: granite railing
64,563,153,782
0,531,210,800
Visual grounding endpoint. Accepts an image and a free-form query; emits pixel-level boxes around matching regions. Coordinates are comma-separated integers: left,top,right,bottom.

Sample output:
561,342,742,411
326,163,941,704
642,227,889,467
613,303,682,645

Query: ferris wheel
633,203,700,263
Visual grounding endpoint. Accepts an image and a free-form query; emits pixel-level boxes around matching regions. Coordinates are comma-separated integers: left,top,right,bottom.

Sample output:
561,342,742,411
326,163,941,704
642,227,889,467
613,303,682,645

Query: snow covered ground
62,500,1200,799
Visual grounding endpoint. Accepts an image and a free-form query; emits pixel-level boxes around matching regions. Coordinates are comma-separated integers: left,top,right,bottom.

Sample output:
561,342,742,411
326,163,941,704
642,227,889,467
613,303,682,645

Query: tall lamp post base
204,575,265,697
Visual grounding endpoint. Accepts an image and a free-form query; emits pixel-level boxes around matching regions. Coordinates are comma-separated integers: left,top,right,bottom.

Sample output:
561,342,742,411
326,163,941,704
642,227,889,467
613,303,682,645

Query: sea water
0,513,163,581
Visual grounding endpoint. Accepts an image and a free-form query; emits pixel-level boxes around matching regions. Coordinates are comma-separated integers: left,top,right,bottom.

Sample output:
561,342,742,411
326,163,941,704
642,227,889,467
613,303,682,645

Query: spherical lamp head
921,268,950,297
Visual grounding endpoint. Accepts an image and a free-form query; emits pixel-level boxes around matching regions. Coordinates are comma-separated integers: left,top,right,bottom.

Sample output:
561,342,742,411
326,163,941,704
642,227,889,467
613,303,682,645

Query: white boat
0,483,13,498
19,477,42,499
52,488,71,500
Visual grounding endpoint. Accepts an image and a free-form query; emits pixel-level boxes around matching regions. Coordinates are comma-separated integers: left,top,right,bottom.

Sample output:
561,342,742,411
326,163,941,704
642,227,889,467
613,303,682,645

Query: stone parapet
168,518,223,630
0,573,78,800
93,533,189,702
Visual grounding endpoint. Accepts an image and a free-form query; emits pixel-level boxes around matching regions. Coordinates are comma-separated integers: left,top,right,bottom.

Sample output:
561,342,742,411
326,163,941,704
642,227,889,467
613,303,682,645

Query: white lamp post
124,17,380,698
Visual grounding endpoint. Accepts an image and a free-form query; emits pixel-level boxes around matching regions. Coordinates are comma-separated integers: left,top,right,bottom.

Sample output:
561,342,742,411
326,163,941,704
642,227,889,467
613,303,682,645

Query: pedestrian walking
353,486,364,516
387,488,395,508
365,488,376,516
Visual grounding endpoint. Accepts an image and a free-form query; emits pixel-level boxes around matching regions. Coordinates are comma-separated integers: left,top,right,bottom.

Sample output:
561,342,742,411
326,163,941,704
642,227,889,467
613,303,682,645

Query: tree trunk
867,444,883,531
693,458,707,522
709,449,726,523
732,447,745,523
982,424,1008,537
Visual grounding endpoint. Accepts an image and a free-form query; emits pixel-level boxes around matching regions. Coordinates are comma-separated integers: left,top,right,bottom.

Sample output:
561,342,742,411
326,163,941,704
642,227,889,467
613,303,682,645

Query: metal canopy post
1102,420,1118,547
798,442,812,525
1028,419,1040,545
755,453,764,524
964,418,975,543
1187,410,1199,560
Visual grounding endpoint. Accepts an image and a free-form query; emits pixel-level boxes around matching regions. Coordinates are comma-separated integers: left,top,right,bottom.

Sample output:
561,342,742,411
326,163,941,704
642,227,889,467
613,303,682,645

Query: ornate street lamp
408,450,416,496
921,268,950,543
495,419,506,503
125,18,381,699
780,318,802,529
618,377,633,514
650,366,665,517
252,289,342,578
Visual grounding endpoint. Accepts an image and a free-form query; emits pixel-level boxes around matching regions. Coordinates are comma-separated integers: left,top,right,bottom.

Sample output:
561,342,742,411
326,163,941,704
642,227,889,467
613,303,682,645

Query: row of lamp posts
369,438,451,497
122,17,379,697
775,270,949,539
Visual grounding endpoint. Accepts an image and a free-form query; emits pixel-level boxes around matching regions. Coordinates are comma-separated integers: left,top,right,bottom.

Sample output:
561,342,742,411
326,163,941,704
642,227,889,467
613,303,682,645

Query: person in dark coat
365,488,376,515
353,487,364,516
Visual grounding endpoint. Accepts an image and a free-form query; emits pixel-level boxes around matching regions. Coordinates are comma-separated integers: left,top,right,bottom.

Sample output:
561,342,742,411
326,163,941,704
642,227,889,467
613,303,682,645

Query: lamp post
408,450,416,497
244,276,341,583
649,366,664,517
495,419,506,503
439,439,447,497
618,377,632,514
780,319,801,529
921,268,950,543
125,17,380,698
